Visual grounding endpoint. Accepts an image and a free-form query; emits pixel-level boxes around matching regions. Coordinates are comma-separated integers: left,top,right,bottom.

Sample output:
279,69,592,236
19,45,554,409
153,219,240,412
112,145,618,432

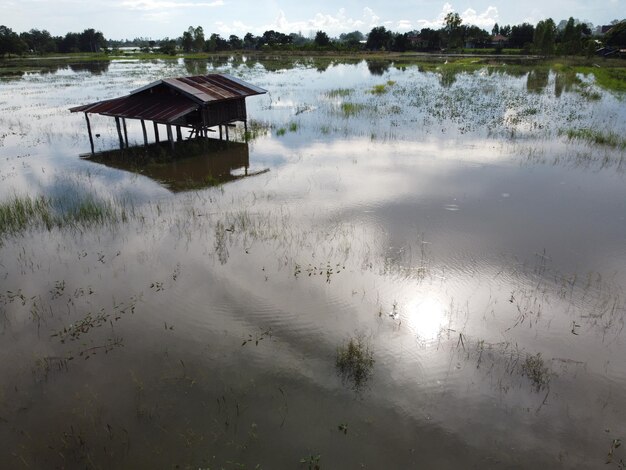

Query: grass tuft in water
340,102,366,117
325,88,353,98
521,352,551,391
0,194,128,240
370,84,388,94
560,127,626,149
336,335,374,391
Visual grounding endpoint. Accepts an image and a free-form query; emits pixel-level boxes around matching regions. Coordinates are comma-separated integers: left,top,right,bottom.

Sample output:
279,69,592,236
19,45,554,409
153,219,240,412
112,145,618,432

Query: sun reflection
405,296,447,340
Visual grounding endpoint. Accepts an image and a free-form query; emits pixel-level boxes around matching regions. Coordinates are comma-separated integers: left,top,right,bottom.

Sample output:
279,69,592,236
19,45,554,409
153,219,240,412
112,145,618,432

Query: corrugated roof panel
70,73,266,122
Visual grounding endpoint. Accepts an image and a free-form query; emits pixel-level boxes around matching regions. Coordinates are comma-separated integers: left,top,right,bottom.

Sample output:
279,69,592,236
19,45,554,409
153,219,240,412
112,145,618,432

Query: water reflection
526,69,550,93
68,61,110,75
366,60,390,76
183,58,208,76
83,138,269,192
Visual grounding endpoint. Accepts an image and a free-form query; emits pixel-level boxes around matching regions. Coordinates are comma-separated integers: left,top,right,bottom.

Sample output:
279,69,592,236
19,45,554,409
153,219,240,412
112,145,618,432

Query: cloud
460,6,499,28
120,0,223,11
214,7,384,36
416,3,498,30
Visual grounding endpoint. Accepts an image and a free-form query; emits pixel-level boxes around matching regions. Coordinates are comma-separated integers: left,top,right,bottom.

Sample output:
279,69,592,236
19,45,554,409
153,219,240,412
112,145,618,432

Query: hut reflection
83,138,269,192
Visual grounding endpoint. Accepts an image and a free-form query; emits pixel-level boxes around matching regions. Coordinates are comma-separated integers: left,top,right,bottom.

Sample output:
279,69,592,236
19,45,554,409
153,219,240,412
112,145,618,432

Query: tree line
0,26,107,56
1,15,625,58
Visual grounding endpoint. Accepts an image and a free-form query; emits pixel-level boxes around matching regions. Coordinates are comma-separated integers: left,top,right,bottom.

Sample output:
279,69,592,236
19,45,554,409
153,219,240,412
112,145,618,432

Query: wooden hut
70,73,267,153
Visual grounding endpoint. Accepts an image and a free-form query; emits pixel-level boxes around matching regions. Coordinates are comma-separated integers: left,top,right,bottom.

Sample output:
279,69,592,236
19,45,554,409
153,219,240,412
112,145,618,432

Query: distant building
407,35,429,49
491,34,508,47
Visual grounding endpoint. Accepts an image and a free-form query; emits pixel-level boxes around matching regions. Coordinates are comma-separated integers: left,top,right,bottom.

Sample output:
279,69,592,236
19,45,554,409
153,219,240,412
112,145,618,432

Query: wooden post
167,124,175,150
244,120,248,135
219,125,222,140
153,122,159,142
122,118,129,148
176,126,182,141
84,113,95,155
201,109,208,139
140,120,148,146
225,124,229,141
115,117,124,149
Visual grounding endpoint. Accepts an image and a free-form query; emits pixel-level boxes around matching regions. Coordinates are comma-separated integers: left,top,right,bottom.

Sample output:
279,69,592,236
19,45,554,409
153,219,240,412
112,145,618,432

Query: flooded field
1,56,625,469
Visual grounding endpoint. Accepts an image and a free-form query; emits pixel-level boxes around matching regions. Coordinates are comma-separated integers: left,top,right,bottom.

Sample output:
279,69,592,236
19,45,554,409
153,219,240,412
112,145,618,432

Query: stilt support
141,120,148,146
153,122,159,143
115,117,124,149
85,113,95,155
122,118,129,148
167,125,175,150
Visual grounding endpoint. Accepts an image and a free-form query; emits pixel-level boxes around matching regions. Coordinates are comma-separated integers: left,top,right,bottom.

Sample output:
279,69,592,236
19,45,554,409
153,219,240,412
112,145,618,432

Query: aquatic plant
339,102,366,117
560,128,626,149
325,88,353,98
370,84,388,94
0,194,128,241
336,335,374,391
521,353,551,391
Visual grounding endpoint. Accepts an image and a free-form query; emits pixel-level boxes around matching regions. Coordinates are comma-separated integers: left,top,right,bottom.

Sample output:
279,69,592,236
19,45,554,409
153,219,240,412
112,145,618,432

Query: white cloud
120,0,223,11
415,2,455,29
214,7,384,36
415,3,498,30
396,20,413,31
460,6,499,28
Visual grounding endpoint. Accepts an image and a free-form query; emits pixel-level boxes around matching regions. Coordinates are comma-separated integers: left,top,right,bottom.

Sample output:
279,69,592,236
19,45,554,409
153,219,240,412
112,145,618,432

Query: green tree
181,27,194,52
509,23,535,48
492,23,499,35
228,34,243,50
78,29,106,52
366,26,392,50
339,30,364,49
314,30,330,47
159,38,177,55
0,25,27,56
20,29,56,54
534,19,556,55
444,12,463,48
560,17,582,55
192,26,204,52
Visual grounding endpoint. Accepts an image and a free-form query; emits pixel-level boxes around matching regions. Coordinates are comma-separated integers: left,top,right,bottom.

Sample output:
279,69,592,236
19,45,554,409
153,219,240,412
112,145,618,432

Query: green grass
521,353,551,391
340,102,366,117
560,127,626,149
325,88,353,98
370,84,388,94
579,66,626,93
336,335,374,391
275,127,286,136
0,194,127,240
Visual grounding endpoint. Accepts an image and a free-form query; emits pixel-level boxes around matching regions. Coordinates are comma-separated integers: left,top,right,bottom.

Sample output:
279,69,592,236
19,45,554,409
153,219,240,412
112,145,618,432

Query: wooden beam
176,126,182,141
225,124,229,141
84,113,95,155
219,125,222,140
167,124,175,150
122,118,129,148
153,122,159,142
140,120,148,146
115,117,124,149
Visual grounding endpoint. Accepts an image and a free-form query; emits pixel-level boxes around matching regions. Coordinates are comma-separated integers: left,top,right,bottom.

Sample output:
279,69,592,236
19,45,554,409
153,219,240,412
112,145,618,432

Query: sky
1,0,624,40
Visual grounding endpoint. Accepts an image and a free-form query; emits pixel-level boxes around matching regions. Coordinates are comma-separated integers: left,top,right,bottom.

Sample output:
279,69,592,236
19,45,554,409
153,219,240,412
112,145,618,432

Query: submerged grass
325,88,353,98
336,335,374,391
560,127,626,149
0,194,127,240
340,102,366,117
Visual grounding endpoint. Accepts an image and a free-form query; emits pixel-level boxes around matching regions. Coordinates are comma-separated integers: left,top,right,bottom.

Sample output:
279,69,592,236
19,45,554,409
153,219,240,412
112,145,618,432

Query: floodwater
1,56,625,469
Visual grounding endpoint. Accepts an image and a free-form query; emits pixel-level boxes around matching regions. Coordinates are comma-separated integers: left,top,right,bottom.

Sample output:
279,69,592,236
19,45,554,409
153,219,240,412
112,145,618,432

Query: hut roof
69,73,266,124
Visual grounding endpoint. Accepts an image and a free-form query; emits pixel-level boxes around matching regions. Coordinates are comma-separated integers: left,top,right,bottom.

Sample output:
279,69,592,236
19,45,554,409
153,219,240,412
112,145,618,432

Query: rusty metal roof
70,73,266,123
